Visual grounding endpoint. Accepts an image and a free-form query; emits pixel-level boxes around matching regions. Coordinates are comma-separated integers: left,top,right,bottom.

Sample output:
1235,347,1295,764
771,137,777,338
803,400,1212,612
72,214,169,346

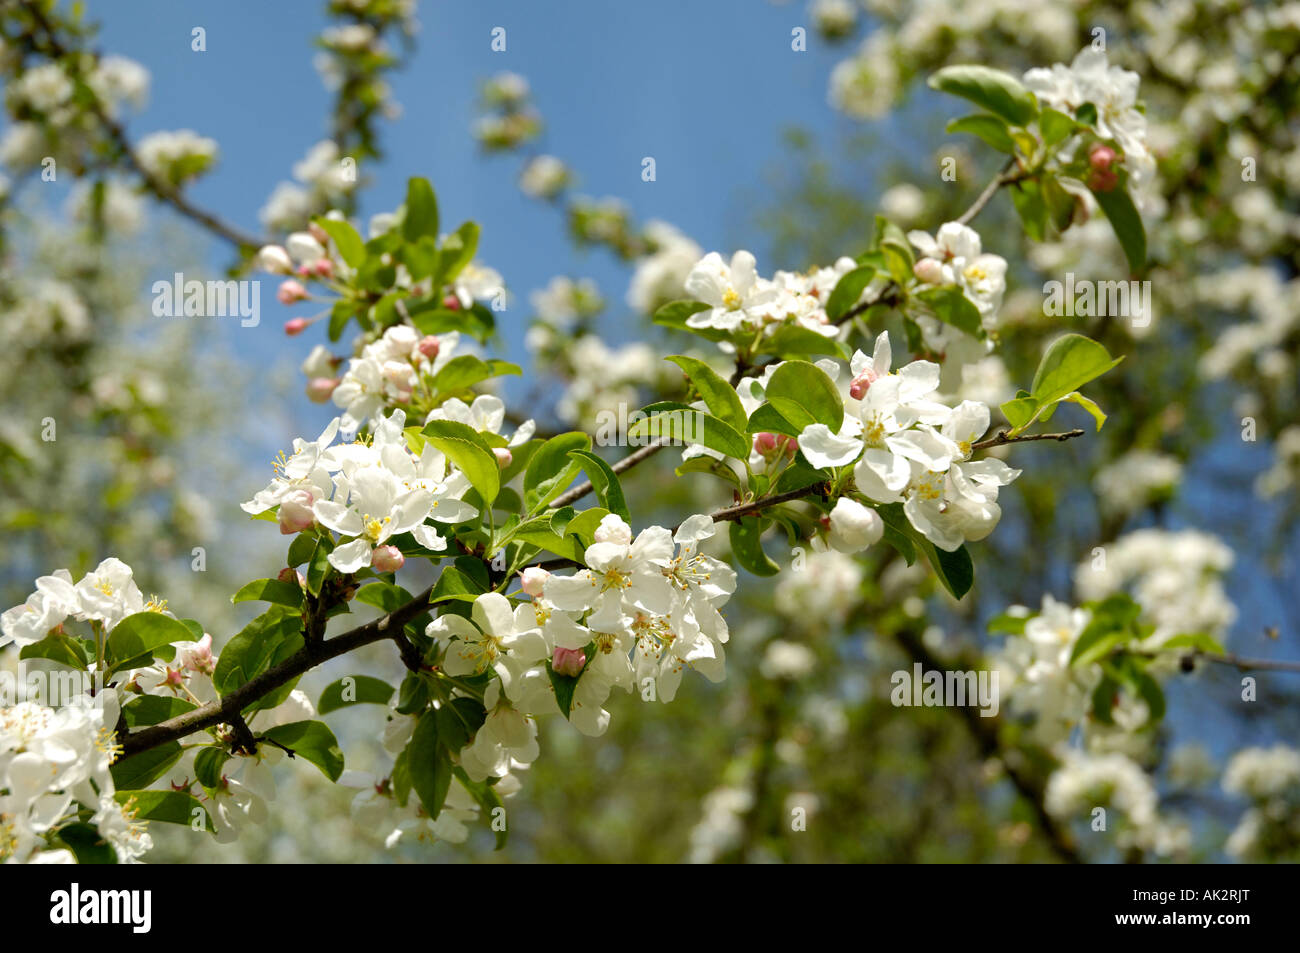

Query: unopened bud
519,567,549,597
314,258,334,279
278,489,316,534
278,280,308,305
913,257,945,285
493,447,513,468
371,545,405,573
255,244,293,275
442,294,461,311
306,377,339,403
552,646,587,677
416,335,441,360
284,318,310,336
849,368,879,400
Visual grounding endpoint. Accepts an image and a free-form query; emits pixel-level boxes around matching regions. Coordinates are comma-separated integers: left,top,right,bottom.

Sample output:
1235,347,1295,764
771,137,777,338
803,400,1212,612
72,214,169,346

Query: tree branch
118,583,435,758
971,428,1084,450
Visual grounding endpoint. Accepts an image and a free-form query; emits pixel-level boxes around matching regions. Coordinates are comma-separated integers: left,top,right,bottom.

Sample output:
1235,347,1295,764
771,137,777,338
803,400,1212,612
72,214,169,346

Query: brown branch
1141,648,1300,675
971,428,1084,450
118,584,434,758
549,437,668,509
956,157,1021,227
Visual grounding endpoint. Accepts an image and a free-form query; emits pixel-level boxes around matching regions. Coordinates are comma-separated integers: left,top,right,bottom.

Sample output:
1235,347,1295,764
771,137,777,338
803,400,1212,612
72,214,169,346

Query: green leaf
925,541,974,600
746,402,801,438
651,299,711,328
626,409,751,460
105,613,200,674
1090,182,1146,272
430,566,488,604
762,324,850,361
121,694,196,728
1030,333,1124,408
436,697,487,752
567,449,631,522
764,360,844,432
915,286,984,338
1070,620,1129,667
987,611,1028,635
666,355,747,432
1059,391,1107,430
825,265,878,321
876,503,917,566
429,355,521,394
1160,633,1226,655
354,581,414,614
318,675,396,714
422,419,501,505
306,534,334,597
116,790,214,832
928,65,1039,126
1039,107,1078,145
1009,178,1049,242
729,517,779,576
19,631,89,669
231,578,302,609
524,431,591,510
999,395,1039,431
408,709,452,818
260,720,345,781
56,823,117,864
194,747,231,789
315,217,365,268
287,532,317,568
677,456,745,488
403,177,439,241
111,741,183,790
212,608,303,697
439,221,480,281
946,114,1017,153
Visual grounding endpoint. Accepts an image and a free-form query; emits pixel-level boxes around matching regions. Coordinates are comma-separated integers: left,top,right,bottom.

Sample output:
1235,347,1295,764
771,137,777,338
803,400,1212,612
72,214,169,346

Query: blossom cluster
794,331,1020,552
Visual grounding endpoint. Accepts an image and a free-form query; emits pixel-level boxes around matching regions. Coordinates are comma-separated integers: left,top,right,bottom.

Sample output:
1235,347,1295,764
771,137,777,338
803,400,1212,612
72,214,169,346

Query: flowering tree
2,0,1298,864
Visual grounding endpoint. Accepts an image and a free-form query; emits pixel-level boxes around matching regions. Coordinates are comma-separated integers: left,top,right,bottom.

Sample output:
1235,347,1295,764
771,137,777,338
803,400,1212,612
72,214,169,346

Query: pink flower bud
849,368,879,400
313,258,334,279
1089,144,1118,171
1087,144,1121,192
754,431,779,454
493,447,513,468
913,257,945,285
296,264,313,278
279,489,316,535
278,280,308,305
519,567,549,597
277,567,306,587
552,646,587,677
416,335,441,360
306,377,339,403
309,222,330,245
442,294,462,311
255,244,293,275
284,318,310,336
371,545,405,573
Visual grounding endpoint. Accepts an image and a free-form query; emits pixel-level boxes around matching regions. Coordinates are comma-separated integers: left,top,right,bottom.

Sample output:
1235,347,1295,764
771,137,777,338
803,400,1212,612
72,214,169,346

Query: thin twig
971,428,1084,450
